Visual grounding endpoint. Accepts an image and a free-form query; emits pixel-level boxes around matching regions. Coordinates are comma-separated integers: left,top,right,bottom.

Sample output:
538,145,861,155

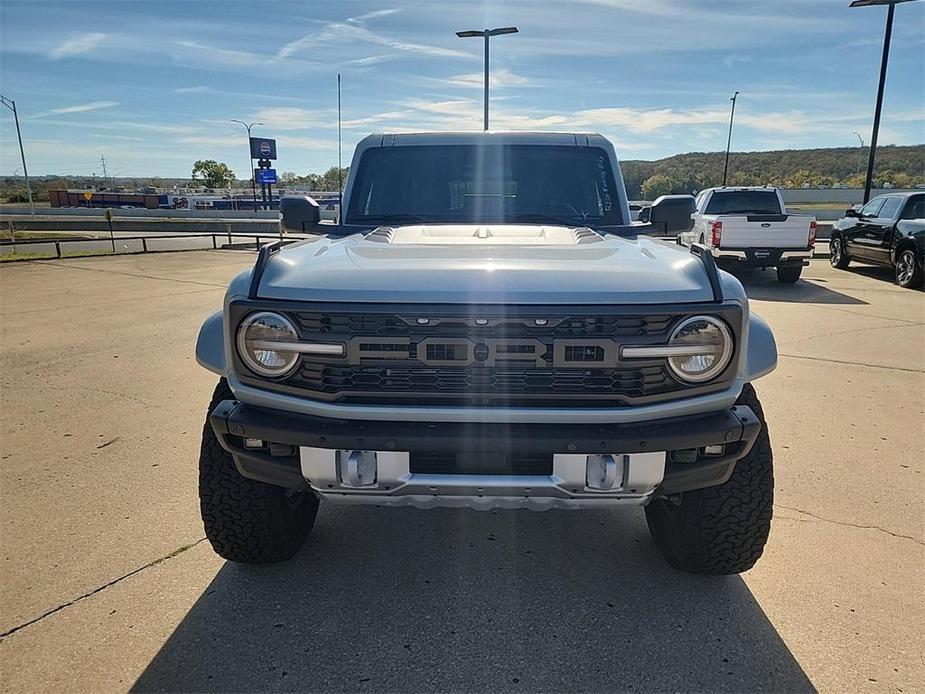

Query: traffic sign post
105,209,115,252
83,191,93,208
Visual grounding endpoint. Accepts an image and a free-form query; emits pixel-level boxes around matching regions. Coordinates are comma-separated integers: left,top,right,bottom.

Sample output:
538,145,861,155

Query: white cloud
445,69,529,89
49,32,106,59
251,107,333,131
31,101,119,118
172,86,211,94
276,22,469,62
173,40,267,68
347,8,403,24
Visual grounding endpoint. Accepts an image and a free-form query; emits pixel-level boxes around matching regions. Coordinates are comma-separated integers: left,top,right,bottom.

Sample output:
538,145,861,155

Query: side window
860,197,885,217
876,197,903,220
695,192,708,213
900,196,924,220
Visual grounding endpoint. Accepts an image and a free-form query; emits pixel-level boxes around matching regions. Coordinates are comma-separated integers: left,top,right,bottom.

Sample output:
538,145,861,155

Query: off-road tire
776,265,802,284
199,379,318,563
830,235,850,269
894,248,923,289
645,383,773,574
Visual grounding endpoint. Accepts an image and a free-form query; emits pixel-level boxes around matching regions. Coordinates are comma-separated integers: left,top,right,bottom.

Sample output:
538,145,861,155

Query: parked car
830,192,924,288
196,131,779,575
628,200,650,221
677,186,816,283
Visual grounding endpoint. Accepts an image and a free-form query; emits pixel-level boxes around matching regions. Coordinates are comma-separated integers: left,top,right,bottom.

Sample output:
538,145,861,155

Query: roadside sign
249,137,277,160
256,168,278,185
83,191,93,201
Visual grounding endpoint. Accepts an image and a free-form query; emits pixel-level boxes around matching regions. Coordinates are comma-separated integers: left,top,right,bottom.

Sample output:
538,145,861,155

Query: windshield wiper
351,214,434,225
503,214,589,227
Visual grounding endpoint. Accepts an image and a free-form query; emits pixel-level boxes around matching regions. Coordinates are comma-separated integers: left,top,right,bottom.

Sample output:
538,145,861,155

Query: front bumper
209,400,761,510
714,247,813,267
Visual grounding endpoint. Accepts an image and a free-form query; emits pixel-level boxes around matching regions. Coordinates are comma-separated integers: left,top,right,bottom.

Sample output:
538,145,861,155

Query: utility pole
100,154,109,189
0,94,36,218
456,27,519,131
853,131,866,176
231,119,263,213
722,91,740,187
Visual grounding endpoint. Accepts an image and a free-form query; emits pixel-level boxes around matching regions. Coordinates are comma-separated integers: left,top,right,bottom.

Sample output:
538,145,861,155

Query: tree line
622,144,924,200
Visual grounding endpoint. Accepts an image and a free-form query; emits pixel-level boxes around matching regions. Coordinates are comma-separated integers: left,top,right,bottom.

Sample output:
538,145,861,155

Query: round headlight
236,311,300,377
666,315,733,383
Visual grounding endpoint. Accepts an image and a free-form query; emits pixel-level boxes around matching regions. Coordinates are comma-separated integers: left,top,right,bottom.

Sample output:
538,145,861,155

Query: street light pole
848,0,919,202
456,26,518,131
722,91,740,187
1,94,36,219
231,119,263,213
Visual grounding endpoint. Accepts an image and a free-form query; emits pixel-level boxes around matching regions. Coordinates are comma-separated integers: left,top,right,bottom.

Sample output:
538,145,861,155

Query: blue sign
256,168,278,185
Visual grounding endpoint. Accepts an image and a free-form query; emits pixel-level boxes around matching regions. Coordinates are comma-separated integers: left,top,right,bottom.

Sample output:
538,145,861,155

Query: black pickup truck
829,192,924,289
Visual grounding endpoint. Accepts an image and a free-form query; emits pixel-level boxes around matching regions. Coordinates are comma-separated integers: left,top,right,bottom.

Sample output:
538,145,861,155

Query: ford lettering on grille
346,337,617,368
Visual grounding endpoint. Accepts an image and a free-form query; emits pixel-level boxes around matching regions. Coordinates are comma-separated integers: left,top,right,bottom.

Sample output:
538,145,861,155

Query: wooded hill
621,144,924,199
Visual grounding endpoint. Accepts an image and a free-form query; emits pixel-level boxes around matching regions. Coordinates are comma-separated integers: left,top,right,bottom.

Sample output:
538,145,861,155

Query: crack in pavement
778,321,925,350
778,353,925,374
815,304,924,326
0,538,207,641
0,287,224,316
33,260,232,289
775,504,924,546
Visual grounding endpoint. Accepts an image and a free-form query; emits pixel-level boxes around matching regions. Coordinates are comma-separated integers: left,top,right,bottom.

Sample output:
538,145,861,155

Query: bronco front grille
231,303,741,407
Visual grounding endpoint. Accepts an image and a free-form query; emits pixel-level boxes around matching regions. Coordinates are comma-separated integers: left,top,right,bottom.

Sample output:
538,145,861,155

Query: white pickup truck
678,186,816,283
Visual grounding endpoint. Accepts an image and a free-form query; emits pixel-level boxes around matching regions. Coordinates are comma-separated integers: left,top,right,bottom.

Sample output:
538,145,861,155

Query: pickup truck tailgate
718,215,811,248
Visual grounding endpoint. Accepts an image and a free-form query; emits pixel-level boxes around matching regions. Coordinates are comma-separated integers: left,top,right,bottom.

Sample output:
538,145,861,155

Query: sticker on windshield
598,155,612,213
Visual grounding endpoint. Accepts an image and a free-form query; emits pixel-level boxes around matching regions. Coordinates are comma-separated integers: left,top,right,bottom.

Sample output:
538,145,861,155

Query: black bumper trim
209,401,761,495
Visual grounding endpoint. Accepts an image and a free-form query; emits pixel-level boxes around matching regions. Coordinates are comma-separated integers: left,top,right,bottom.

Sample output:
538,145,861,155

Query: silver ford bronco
196,132,778,574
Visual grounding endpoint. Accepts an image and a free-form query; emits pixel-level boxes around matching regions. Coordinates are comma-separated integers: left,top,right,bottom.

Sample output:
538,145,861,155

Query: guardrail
0,231,312,262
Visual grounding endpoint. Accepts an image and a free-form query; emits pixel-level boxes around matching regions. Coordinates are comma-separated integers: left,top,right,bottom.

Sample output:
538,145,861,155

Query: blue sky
1,0,923,178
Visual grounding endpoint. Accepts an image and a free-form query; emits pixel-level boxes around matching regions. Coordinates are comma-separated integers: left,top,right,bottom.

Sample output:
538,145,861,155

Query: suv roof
358,131,610,147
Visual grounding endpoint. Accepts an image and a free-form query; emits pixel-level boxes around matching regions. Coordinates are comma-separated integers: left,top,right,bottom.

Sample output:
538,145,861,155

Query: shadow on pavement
132,506,814,693
721,264,867,304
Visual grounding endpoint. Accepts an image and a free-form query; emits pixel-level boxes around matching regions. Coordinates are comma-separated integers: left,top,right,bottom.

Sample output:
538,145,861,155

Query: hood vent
364,224,603,246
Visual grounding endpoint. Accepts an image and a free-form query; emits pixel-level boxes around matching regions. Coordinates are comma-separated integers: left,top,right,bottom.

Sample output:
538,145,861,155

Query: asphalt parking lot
1,250,922,693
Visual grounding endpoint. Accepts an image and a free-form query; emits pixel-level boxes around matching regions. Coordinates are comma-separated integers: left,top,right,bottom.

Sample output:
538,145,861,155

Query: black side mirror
280,195,321,233
845,207,861,218
647,195,695,234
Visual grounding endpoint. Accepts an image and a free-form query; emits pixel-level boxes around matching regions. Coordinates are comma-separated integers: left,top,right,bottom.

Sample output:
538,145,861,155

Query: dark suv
830,192,924,288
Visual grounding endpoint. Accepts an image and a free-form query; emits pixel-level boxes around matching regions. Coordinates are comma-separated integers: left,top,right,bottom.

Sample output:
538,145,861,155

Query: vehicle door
845,196,886,260
865,196,904,264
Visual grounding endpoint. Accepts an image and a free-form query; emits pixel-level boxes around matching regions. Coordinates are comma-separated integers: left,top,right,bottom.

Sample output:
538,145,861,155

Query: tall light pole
231,119,263,213
722,91,740,187
853,131,866,176
1,94,35,218
456,26,518,131
849,0,920,202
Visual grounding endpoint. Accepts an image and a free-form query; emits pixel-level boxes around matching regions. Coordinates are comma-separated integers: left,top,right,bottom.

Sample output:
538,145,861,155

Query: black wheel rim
896,251,915,284
830,238,841,266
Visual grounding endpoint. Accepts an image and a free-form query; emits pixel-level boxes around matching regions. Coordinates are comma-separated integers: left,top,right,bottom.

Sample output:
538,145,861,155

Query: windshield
345,145,623,226
705,191,782,215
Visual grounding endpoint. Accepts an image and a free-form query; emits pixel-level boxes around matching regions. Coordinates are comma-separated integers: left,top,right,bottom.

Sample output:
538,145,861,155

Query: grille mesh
277,309,695,405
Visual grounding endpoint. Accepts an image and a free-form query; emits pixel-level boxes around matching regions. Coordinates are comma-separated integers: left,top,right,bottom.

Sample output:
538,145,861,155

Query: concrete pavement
0,251,922,692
